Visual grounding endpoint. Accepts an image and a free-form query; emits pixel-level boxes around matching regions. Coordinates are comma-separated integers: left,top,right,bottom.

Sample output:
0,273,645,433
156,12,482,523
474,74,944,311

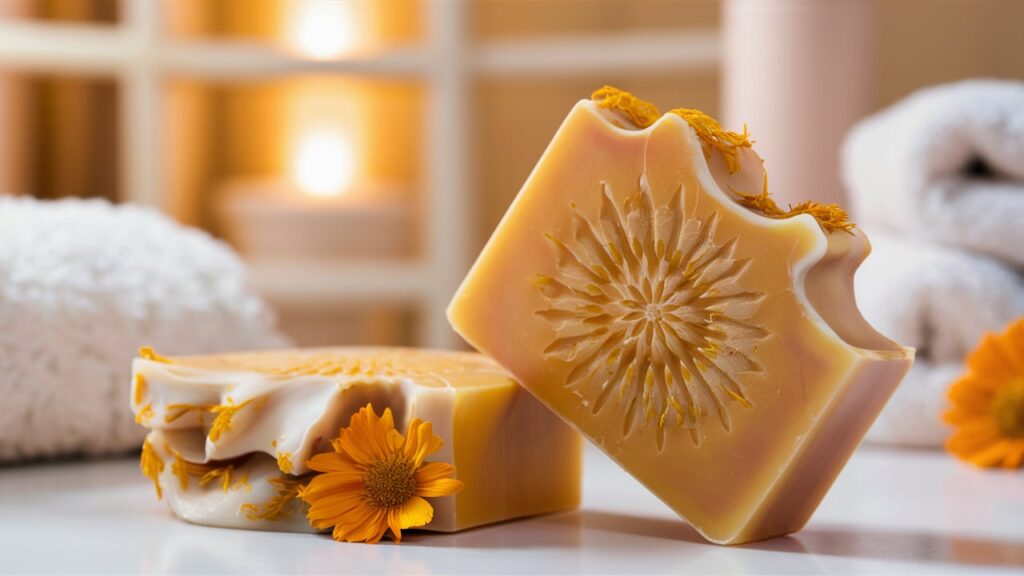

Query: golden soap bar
447,88,913,545
131,347,581,537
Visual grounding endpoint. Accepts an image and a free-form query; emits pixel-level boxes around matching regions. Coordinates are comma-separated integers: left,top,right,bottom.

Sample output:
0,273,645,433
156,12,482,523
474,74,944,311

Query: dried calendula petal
447,87,913,545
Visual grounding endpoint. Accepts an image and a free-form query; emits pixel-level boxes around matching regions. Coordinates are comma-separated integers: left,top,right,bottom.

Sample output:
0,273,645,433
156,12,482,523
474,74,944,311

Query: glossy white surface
1,444,1022,574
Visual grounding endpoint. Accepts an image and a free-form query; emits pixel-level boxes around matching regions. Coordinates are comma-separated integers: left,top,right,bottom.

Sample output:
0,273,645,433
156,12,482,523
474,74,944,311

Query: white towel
842,79,1024,268
855,231,1024,446
0,197,290,462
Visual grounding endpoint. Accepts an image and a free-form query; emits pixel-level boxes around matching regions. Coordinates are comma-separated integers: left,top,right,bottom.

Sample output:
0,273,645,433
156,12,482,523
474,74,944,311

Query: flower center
364,454,417,509
993,379,1024,438
642,303,662,323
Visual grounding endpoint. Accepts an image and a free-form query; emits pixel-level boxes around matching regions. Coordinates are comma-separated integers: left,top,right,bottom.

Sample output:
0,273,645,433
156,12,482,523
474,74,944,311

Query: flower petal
305,490,364,524
387,508,404,543
306,451,362,474
414,461,456,484
1002,443,1024,469
415,477,463,498
966,335,1015,381
332,503,388,543
337,430,376,466
995,326,1024,375
371,406,398,457
401,418,424,462
338,404,401,465
364,510,391,544
403,419,444,467
300,474,364,503
948,377,994,406
329,504,371,541
968,440,1011,468
385,429,405,452
398,496,434,530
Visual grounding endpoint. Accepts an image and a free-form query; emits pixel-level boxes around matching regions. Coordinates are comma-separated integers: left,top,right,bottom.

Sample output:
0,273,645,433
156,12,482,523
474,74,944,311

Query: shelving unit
0,0,720,349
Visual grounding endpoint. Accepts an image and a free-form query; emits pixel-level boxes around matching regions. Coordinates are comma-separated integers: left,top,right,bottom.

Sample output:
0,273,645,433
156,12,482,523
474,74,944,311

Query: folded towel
842,79,1024,268
0,197,290,462
855,231,1024,446
865,362,966,447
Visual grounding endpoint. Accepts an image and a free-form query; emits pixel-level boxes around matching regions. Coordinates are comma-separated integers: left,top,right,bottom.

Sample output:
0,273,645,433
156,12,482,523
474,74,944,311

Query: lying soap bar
447,89,913,545
132,347,581,534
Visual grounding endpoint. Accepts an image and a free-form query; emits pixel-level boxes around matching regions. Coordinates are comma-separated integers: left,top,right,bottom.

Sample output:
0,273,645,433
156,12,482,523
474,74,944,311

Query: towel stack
842,79,1024,447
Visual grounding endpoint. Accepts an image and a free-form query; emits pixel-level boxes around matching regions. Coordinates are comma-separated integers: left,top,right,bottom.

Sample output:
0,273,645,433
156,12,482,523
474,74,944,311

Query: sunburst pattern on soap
535,177,767,446
214,349,496,385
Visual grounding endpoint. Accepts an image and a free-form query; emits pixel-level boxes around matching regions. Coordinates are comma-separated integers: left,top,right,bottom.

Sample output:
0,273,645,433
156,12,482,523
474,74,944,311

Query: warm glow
293,130,355,199
287,1,359,58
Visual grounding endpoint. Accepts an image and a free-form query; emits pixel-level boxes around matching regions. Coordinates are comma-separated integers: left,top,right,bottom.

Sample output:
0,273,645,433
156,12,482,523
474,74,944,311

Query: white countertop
1,444,1021,575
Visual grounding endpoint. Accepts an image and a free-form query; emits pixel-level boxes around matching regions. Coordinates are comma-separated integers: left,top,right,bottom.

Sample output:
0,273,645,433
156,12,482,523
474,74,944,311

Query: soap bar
132,347,581,534
447,89,913,544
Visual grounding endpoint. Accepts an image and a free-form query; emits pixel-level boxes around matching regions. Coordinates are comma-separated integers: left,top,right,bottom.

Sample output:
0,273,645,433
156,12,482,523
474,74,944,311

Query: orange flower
299,404,463,543
944,317,1024,468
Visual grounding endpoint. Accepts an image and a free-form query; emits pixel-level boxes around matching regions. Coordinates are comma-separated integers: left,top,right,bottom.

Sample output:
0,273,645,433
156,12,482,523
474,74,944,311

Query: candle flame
293,129,355,199
287,0,359,59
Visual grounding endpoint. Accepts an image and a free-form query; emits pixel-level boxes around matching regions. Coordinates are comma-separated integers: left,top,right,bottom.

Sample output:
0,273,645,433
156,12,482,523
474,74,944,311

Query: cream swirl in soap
132,347,582,535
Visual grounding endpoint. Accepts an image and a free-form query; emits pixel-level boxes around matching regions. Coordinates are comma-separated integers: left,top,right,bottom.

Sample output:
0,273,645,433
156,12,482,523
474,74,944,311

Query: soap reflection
414,509,708,550
145,525,317,574
138,509,1024,575
750,526,1024,569
409,512,584,549
559,510,703,543
147,524,429,575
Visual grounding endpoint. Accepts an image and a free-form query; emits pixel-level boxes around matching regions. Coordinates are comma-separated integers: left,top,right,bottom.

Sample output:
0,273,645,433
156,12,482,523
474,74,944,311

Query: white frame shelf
246,260,426,308
0,1,720,349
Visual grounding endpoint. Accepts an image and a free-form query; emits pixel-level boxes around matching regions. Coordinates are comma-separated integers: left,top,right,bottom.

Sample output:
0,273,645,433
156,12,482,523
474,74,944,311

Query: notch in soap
131,347,582,542
447,87,913,545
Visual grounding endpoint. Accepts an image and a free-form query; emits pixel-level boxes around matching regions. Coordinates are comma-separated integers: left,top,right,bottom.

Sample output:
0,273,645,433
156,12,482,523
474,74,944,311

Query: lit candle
292,129,356,199
217,1,409,263
284,0,364,59
216,193,412,264
217,123,411,262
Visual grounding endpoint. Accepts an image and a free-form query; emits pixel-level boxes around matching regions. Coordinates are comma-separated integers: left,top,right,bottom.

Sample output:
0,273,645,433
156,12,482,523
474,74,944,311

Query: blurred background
1,0,1022,350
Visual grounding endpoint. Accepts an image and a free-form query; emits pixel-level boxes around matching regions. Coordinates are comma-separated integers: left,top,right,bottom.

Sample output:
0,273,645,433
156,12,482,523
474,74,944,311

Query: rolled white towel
855,231,1024,446
842,79,1024,268
865,362,964,447
0,197,290,462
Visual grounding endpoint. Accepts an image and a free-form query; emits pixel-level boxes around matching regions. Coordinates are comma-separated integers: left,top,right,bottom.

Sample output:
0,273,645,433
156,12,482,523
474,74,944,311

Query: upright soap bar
447,90,913,544
131,347,581,533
